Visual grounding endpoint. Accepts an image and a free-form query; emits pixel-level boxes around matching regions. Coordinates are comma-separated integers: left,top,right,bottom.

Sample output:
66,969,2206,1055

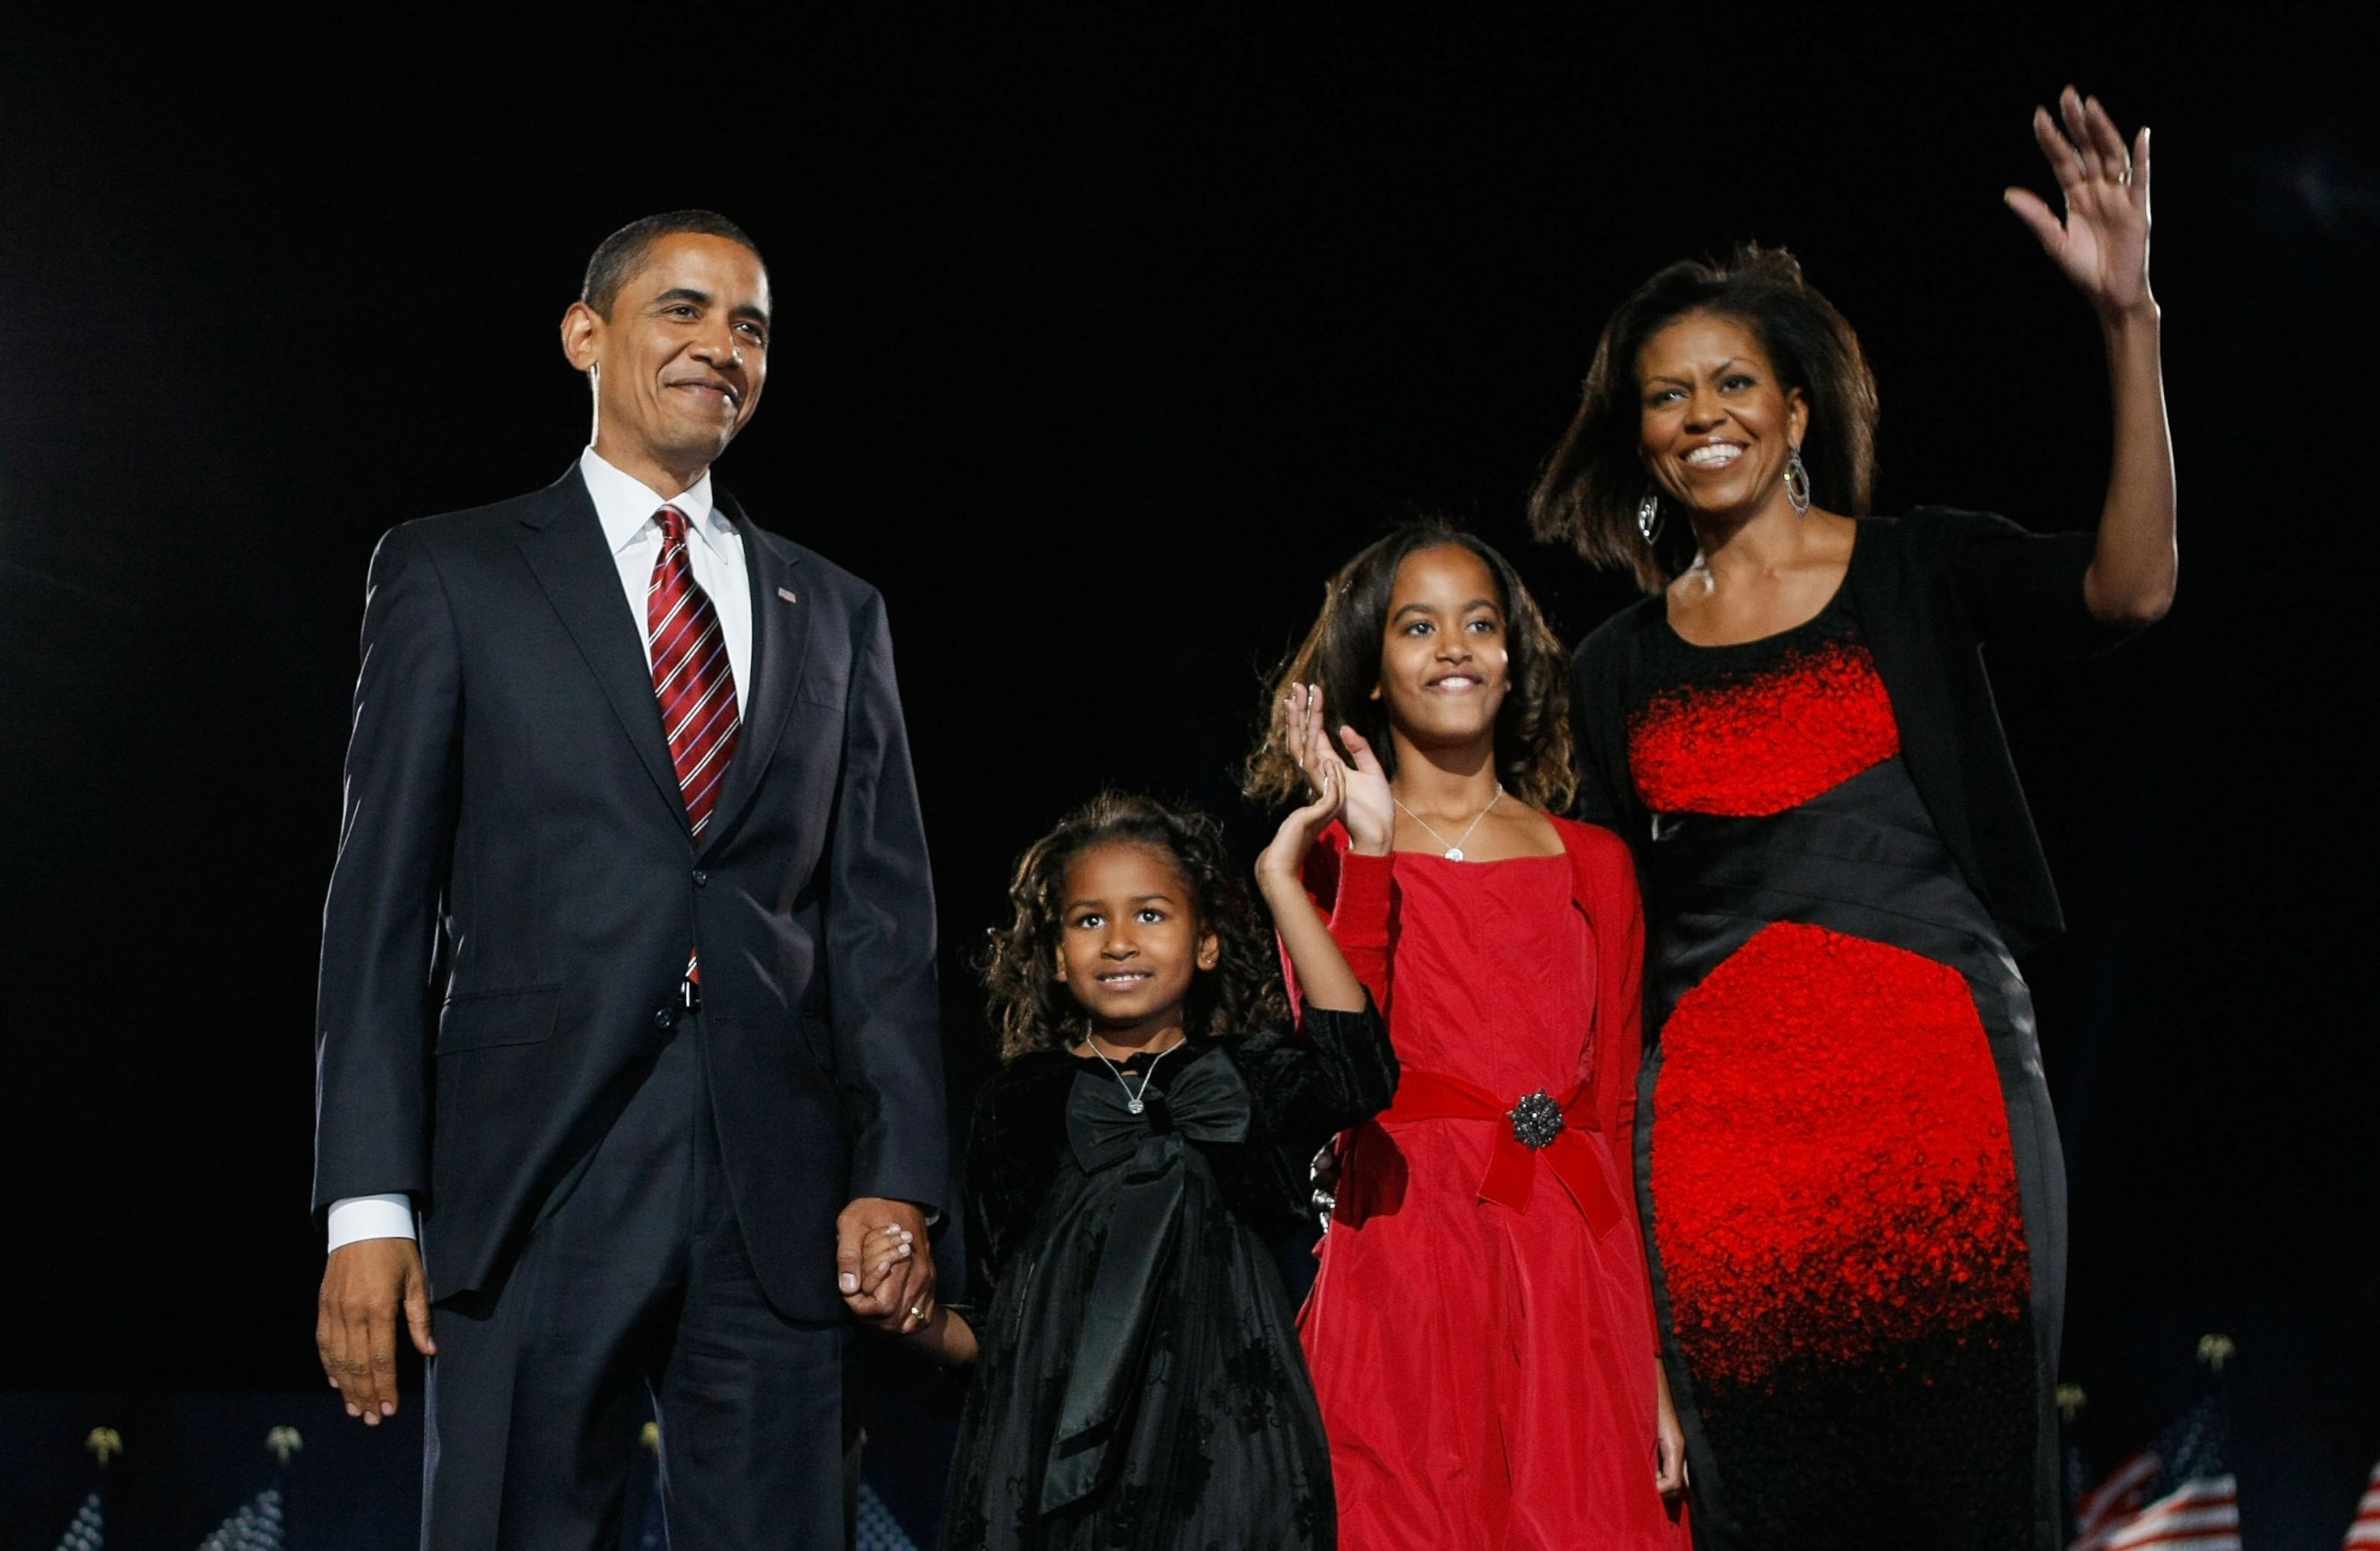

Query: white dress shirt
326,448,757,1251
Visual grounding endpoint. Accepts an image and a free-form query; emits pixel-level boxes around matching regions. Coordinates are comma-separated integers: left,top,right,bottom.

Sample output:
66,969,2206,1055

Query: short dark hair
1243,522,1577,815
580,210,763,319
1527,244,1879,592
982,792,1288,1062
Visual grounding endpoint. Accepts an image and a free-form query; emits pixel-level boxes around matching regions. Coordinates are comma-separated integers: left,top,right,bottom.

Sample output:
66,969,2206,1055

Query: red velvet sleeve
1281,823,1395,1024
1573,821,1660,1351
1585,830,1645,1143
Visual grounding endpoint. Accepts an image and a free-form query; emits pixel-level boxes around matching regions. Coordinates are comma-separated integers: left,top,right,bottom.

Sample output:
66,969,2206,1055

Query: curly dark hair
1242,523,1577,814
1527,243,1880,592
982,791,1289,1062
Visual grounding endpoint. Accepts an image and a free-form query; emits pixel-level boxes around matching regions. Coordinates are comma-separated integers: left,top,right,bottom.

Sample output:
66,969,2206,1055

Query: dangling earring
1636,490,1664,545
1785,445,1812,517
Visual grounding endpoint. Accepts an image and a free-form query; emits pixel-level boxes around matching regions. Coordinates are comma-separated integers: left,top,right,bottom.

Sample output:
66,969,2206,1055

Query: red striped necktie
648,505,741,836
650,506,739,986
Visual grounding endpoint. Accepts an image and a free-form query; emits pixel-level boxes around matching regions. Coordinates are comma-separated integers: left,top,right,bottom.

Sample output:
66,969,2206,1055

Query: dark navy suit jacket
312,466,946,1321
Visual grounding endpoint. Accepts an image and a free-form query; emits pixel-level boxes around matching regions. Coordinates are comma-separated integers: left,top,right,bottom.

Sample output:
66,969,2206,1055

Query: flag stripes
2071,1391,2236,1551
2101,1476,2239,1550
2346,1460,2380,1549
2075,1449,2160,1545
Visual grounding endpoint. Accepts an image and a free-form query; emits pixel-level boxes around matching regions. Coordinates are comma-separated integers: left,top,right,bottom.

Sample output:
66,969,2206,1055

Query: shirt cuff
327,1194,418,1250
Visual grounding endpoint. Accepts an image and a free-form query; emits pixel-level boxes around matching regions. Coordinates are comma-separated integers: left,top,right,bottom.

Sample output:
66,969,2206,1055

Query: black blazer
312,466,946,1321
1570,507,2139,958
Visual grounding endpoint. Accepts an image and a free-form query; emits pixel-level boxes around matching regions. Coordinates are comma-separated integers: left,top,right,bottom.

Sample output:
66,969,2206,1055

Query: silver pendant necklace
1087,1038,1178,1115
1391,783,1504,860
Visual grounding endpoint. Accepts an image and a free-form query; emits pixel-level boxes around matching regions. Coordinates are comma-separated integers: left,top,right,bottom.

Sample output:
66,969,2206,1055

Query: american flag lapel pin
777,587,798,603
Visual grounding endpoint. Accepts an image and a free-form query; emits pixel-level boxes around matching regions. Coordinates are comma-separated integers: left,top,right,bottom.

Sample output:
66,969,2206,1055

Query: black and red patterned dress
1603,580,2066,1549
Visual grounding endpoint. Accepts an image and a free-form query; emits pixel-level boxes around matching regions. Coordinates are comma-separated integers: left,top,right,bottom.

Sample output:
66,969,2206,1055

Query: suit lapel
515,468,691,837
701,493,811,856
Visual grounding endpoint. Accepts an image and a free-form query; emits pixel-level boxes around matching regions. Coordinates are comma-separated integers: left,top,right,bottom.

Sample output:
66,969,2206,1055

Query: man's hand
317,1237,436,1425
836,1197,935,1335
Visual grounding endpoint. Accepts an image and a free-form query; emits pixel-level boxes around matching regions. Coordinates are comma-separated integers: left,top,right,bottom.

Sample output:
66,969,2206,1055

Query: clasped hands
836,1196,937,1335
319,1194,937,1426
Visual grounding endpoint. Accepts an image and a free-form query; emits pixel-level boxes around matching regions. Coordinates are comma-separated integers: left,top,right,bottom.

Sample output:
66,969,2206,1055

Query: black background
5,6,2376,1540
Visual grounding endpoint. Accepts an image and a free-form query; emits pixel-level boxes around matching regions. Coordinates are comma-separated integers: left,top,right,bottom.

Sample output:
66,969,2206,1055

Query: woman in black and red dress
1525,89,2175,1549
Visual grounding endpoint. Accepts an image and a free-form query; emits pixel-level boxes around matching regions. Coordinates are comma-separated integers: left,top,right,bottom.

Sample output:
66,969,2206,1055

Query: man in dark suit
311,209,946,1548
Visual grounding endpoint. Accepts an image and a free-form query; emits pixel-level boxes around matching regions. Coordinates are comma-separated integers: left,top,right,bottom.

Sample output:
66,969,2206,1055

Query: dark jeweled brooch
1507,1089,1564,1150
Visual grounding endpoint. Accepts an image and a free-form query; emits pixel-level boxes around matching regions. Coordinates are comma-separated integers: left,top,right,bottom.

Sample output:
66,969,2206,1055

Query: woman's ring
909,1303,926,1320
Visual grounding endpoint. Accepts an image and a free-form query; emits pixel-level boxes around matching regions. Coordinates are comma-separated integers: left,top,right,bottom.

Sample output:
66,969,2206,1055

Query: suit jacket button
654,1007,679,1033
690,869,708,886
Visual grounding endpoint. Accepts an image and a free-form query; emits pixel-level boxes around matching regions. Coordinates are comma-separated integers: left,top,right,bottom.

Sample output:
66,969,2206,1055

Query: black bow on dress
1040,1051,1250,1513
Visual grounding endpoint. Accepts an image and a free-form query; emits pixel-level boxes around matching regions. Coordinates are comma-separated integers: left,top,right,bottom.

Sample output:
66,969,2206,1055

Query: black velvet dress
941,1006,1397,1551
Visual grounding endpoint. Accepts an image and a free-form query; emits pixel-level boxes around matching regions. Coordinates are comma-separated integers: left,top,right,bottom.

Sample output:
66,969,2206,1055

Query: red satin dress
1296,819,1689,1550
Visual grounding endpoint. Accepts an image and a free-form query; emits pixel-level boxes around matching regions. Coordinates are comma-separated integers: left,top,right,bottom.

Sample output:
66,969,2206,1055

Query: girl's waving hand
1276,682,1392,855
1255,759,1369,1015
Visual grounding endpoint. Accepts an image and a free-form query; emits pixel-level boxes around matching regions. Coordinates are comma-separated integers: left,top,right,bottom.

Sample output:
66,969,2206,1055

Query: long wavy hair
1527,243,1880,592
982,792,1288,1062
1243,523,1577,814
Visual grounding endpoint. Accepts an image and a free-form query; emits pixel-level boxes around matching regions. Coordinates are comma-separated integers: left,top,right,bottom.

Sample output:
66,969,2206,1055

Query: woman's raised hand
1277,683,1392,855
2005,85,2153,320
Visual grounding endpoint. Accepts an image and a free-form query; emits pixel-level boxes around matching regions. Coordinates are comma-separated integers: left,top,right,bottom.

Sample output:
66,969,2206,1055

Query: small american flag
2070,1394,2239,1551
2073,1445,2161,1544
2344,1459,2380,1549
856,1482,921,1551
50,1489,104,1551
195,1485,285,1551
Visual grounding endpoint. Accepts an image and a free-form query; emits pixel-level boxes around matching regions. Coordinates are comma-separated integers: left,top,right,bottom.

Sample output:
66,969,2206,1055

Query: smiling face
561,231,771,493
1372,544,1511,757
1636,310,1809,523
1053,841,1219,1045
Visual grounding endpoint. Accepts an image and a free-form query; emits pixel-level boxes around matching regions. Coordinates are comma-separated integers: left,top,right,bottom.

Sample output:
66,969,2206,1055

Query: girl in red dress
1247,525,1690,1550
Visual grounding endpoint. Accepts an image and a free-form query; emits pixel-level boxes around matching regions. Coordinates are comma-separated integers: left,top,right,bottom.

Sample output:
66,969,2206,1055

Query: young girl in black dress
850,782,1395,1550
